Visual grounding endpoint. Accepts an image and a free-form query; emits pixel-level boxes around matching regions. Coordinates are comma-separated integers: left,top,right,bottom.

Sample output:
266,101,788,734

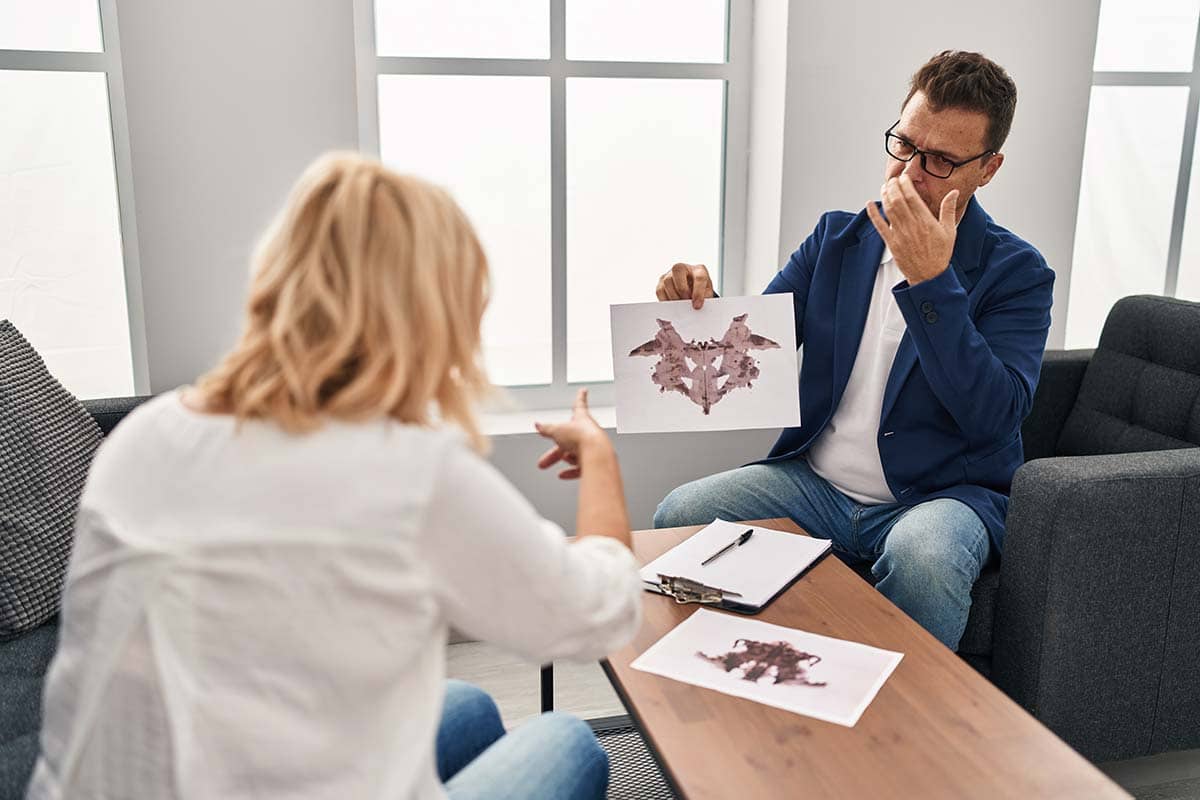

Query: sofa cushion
1058,296,1200,456
0,618,58,799
0,321,102,636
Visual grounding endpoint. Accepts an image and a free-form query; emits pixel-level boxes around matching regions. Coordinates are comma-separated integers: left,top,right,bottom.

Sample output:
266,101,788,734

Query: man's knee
875,500,988,582
653,481,711,529
653,465,788,529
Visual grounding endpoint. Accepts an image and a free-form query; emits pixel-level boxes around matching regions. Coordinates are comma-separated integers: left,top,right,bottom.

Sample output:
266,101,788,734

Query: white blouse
27,392,642,800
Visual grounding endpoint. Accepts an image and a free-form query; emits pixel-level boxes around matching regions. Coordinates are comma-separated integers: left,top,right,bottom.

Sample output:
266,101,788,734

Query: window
0,0,146,397
356,0,749,408
1067,0,1200,347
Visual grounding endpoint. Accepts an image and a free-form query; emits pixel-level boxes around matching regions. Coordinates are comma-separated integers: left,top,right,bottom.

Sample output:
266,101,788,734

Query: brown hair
904,50,1017,154
193,153,493,452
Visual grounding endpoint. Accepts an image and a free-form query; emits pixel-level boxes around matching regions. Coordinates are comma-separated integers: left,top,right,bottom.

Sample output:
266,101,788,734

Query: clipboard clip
657,574,744,605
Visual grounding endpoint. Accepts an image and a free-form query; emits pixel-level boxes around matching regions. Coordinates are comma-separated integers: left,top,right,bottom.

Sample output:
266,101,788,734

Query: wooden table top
602,519,1129,800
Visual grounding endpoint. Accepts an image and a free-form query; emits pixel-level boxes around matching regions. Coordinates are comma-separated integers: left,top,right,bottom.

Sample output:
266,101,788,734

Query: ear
977,152,1004,188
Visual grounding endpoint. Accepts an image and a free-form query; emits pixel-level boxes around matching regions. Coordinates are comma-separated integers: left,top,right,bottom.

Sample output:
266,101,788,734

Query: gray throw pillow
0,321,102,638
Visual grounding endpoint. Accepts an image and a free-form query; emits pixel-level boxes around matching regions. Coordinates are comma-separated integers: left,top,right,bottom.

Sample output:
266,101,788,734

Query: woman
28,154,642,799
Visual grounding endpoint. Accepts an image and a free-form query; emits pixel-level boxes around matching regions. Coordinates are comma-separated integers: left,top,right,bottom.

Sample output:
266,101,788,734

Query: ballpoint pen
700,528,754,566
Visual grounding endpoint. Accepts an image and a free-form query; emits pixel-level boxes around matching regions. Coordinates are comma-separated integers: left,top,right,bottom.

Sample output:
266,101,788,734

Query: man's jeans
653,457,991,651
438,680,608,800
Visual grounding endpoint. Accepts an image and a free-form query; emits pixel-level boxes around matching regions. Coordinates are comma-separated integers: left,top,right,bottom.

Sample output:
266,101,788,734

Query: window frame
1084,12,1200,302
353,0,752,410
0,0,149,395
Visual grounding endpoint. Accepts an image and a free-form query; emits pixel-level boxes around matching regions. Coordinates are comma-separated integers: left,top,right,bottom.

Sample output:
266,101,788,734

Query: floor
446,641,624,728
447,641,1200,799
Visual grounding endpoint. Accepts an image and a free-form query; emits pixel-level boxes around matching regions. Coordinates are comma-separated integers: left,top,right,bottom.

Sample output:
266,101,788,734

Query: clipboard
641,519,832,614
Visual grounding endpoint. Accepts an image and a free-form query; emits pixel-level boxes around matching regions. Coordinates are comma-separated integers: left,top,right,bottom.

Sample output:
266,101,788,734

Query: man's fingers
670,263,693,298
882,177,915,226
690,267,710,310
895,175,930,221
572,387,589,416
865,200,892,244
879,181,900,226
939,189,960,229
660,277,681,301
558,467,582,480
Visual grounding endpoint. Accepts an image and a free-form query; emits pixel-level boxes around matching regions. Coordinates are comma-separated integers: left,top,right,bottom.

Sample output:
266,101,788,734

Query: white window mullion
97,0,148,394
550,0,568,396
718,0,752,299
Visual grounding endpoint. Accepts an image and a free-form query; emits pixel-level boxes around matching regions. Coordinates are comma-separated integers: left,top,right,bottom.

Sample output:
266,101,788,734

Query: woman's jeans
438,680,608,800
653,457,991,651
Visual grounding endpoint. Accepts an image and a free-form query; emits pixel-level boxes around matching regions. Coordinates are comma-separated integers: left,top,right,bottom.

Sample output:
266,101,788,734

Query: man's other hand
656,263,714,309
866,175,958,286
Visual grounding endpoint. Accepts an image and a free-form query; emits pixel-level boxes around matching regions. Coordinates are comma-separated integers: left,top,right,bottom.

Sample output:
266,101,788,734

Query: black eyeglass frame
884,120,995,179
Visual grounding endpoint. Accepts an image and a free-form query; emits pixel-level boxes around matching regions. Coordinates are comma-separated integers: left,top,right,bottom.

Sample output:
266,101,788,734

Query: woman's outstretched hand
534,388,610,480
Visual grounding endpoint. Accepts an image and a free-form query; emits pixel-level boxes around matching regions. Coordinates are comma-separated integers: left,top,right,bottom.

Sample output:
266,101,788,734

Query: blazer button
924,311,938,323
920,301,933,313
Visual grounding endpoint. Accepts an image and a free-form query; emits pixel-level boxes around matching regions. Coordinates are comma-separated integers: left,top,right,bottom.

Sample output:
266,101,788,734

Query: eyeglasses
884,121,994,179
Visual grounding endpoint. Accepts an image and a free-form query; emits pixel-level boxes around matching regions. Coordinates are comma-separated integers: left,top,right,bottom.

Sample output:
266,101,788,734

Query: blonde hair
193,152,492,452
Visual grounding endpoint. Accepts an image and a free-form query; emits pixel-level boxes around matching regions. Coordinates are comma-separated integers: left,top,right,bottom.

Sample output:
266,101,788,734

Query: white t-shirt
807,248,906,505
27,392,642,800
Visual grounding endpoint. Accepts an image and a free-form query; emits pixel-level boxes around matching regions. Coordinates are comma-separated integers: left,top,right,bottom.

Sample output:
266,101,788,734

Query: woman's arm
421,404,641,663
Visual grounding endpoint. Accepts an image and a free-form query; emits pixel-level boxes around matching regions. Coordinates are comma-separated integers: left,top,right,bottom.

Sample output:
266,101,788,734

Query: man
652,51,1054,651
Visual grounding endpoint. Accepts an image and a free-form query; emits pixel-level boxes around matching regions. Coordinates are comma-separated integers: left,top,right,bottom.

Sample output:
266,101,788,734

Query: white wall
775,0,1101,349
743,0,790,294
116,0,360,391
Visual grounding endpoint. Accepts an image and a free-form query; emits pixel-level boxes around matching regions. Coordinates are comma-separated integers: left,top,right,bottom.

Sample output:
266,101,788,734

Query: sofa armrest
1020,349,1093,462
82,395,153,436
992,449,1200,761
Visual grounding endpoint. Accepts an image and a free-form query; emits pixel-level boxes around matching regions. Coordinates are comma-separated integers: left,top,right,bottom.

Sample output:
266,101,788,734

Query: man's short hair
905,51,1017,154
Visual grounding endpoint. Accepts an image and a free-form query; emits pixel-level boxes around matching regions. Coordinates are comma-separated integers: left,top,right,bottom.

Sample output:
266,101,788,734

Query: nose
902,157,924,182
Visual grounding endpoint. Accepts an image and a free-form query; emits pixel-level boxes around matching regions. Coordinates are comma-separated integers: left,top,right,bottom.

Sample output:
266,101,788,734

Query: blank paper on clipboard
641,518,832,611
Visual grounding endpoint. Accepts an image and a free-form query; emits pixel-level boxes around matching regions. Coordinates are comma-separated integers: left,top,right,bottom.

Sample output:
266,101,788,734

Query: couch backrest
1058,296,1200,456
81,396,152,437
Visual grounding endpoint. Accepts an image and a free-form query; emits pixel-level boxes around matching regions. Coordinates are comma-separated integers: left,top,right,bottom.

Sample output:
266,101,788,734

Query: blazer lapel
832,229,885,399
880,335,918,425
879,195,990,424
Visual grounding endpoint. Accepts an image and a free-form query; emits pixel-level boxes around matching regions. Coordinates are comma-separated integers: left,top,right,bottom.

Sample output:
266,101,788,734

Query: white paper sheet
631,609,903,727
610,295,800,433
640,519,830,609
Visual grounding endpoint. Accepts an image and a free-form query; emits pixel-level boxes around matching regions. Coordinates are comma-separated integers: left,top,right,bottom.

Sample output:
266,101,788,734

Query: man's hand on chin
865,174,959,286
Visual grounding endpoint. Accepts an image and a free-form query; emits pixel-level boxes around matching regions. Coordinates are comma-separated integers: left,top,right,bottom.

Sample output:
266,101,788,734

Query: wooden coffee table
602,519,1129,799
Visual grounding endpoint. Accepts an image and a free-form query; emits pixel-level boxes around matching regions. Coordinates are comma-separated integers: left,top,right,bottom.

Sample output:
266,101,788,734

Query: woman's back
28,392,640,799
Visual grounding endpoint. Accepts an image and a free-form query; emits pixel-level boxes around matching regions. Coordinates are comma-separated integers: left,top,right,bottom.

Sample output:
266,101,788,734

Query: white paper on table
640,519,830,609
632,609,903,727
610,295,800,433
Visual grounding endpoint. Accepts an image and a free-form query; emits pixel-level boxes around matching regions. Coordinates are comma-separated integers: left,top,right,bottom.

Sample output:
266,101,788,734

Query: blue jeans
437,680,609,800
653,457,991,651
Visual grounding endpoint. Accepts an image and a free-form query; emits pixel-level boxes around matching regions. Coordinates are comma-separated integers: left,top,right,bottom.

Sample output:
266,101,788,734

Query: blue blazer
755,197,1054,553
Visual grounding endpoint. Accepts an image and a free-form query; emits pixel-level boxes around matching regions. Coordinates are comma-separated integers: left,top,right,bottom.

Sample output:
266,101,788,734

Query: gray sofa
0,395,150,798
2,295,1198,794
954,294,1200,763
